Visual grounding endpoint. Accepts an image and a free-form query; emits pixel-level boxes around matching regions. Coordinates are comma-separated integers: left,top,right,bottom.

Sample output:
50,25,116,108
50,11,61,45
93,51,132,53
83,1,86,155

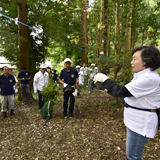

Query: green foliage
1,0,160,76
40,78,61,101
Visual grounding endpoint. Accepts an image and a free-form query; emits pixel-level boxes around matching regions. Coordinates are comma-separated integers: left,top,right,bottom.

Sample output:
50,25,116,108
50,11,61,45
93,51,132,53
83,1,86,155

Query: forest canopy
0,0,160,77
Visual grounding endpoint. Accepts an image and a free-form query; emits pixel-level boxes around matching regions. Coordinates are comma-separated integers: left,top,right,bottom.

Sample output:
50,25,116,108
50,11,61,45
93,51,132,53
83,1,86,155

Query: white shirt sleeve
14,76,18,83
125,76,154,98
45,72,49,85
33,73,38,93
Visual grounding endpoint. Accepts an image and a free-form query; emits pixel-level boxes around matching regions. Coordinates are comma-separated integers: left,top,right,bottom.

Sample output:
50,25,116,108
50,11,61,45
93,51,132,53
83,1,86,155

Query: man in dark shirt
59,58,79,118
18,66,32,104
0,66,16,118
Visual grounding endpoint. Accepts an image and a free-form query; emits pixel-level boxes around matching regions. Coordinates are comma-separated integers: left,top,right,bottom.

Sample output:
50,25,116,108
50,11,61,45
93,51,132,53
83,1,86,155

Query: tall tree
82,0,87,65
18,0,29,71
103,0,108,56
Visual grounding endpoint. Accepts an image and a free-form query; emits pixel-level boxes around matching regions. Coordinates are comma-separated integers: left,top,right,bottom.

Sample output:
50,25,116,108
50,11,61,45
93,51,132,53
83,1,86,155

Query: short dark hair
9,68,12,71
47,67,51,70
132,46,160,71
2,66,8,71
22,66,26,70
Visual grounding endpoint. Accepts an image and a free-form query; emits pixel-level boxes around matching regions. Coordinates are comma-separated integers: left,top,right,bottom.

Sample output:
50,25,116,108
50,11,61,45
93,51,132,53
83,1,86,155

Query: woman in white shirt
94,46,160,160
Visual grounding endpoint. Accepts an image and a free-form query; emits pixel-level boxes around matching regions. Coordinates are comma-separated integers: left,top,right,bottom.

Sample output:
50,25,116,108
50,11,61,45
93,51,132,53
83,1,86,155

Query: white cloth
15,88,18,94
13,76,18,91
40,63,46,68
78,71,84,85
80,67,88,76
33,71,49,93
93,73,109,83
90,68,98,80
124,68,160,138
72,89,78,96
63,83,68,88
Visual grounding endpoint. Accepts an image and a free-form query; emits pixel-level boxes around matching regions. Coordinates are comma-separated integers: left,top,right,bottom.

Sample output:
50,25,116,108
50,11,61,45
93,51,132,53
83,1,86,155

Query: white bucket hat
40,64,46,68
76,65,81,69
64,58,71,63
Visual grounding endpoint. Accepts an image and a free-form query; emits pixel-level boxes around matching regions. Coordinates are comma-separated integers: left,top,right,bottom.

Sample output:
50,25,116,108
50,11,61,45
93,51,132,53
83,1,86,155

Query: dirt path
0,90,160,159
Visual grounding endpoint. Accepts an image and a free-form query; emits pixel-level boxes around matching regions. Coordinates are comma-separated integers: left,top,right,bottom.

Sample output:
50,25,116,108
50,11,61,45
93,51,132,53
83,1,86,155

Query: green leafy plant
40,78,61,102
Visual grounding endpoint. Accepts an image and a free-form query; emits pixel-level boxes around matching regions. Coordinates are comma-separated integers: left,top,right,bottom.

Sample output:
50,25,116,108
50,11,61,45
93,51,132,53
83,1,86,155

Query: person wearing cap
33,64,49,110
18,66,32,104
80,63,88,76
0,66,16,118
88,63,97,93
80,63,88,86
76,65,84,85
59,58,79,118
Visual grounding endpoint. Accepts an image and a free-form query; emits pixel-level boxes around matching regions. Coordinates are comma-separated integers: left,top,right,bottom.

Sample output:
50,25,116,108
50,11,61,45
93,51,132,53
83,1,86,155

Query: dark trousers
63,93,75,115
38,90,44,109
20,84,32,102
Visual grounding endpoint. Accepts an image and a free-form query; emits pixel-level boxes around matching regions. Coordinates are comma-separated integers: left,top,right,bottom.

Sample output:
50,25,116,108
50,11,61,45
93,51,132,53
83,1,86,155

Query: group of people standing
0,66,32,118
0,64,58,118
1,45,160,159
0,58,107,119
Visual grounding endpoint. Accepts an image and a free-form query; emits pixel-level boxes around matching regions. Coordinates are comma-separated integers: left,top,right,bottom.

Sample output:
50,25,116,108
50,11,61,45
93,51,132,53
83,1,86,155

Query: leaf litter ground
0,89,160,159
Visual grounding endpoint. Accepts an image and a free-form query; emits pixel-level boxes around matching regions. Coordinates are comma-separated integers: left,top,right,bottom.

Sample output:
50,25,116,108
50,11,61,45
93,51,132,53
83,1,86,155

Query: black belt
125,103,158,113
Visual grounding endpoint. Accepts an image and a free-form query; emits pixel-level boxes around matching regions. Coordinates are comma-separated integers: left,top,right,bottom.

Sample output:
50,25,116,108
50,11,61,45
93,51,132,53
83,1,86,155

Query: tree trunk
114,2,119,56
107,24,111,56
96,0,103,56
124,2,132,53
141,31,144,45
82,1,87,65
42,32,45,63
18,0,29,71
66,49,69,57
18,0,29,101
117,0,120,58
103,0,108,56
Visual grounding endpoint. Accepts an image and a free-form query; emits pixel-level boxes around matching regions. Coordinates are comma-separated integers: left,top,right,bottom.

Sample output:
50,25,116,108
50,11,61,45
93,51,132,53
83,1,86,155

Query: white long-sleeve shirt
33,71,49,93
78,71,84,85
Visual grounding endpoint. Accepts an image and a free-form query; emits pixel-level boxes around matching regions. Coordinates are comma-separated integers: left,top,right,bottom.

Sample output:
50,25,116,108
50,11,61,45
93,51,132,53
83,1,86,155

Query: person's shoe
29,102,32,105
10,110,15,116
39,104,43,110
64,113,67,118
24,101,27,105
14,106,17,109
1,112,7,118
69,113,73,118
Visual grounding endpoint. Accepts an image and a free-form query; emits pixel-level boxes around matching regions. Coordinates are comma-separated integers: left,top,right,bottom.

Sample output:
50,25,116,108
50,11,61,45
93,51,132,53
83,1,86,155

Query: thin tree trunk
42,32,45,63
114,2,118,55
107,24,111,56
66,49,69,57
117,0,120,58
96,0,103,56
124,3,132,52
82,1,87,65
103,0,108,56
141,32,144,45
